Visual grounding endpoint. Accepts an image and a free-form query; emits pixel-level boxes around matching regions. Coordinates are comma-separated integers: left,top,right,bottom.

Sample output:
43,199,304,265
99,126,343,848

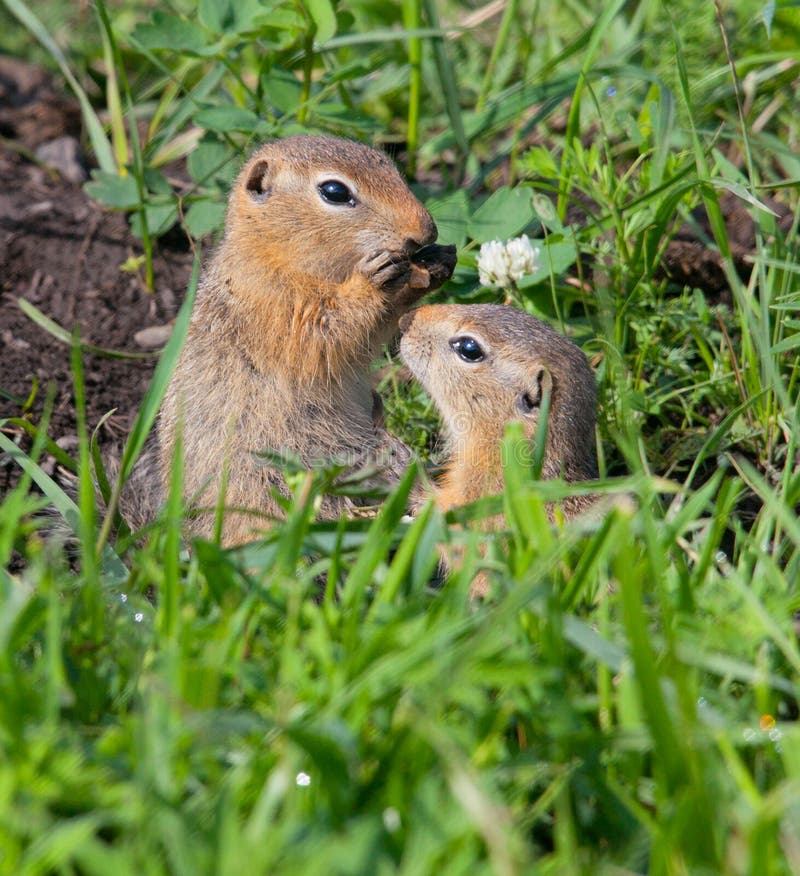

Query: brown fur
399,304,598,596
125,136,455,541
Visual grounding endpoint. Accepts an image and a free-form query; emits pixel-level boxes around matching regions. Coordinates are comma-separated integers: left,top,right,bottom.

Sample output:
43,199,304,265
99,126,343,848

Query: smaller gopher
399,304,598,592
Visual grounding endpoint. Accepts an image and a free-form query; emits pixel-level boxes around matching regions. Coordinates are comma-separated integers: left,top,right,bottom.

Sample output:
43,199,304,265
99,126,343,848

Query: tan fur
126,135,455,542
399,304,598,596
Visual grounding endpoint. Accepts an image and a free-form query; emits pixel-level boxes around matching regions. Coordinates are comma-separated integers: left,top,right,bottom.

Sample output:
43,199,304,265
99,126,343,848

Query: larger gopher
126,135,456,540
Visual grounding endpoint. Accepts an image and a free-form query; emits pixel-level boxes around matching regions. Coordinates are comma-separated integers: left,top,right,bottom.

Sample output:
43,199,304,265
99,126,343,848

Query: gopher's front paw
358,249,416,295
412,243,457,290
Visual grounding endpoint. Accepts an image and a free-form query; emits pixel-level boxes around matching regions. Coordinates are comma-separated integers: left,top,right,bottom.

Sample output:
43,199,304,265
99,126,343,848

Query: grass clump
2,0,800,873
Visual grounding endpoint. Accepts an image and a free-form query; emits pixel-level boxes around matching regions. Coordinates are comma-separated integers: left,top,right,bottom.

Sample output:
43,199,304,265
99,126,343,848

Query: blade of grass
613,516,686,795
370,497,437,612
96,248,200,554
340,465,417,638
420,0,468,182
98,9,128,171
556,0,627,220
475,0,520,113
71,332,103,640
316,26,452,51
157,420,184,643
0,429,129,586
17,299,154,360
4,417,78,474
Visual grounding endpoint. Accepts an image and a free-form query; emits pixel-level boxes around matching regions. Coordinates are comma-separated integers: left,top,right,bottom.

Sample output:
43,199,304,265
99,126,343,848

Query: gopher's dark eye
450,336,485,362
318,180,355,206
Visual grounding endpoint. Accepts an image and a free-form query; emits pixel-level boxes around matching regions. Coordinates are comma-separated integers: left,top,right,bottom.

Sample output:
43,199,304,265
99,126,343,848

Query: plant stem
95,0,155,291
298,30,315,125
402,0,422,177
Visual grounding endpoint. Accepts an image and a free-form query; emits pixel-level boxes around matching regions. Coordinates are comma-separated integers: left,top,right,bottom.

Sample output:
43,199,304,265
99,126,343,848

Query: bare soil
0,59,193,492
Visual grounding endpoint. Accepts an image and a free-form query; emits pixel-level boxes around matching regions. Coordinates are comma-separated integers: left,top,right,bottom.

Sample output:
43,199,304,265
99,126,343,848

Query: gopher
126,135,456,540
399,303,598,595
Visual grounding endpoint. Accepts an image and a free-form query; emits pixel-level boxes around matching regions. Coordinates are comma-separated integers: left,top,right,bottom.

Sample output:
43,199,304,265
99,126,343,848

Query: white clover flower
505,234,540,280
477,239,507,286
477,235,540,288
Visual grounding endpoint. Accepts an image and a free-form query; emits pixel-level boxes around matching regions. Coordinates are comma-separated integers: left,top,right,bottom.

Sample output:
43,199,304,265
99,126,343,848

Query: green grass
2,0,800,873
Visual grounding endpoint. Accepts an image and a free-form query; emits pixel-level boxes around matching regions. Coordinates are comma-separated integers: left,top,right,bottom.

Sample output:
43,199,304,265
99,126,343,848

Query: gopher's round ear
515,366,552,416
245,159,271,202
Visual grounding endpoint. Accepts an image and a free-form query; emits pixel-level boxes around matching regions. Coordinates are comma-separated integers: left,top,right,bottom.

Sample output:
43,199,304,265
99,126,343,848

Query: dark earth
1,57,792,495
1,58,193,493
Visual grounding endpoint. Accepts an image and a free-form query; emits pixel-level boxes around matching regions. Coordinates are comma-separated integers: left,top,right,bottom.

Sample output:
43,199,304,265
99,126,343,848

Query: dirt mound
0,146,193,491
0,59,193,491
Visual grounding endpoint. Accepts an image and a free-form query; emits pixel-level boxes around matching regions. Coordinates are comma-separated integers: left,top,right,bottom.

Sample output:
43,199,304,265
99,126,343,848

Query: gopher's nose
403,212,437,253
398,311,416,333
